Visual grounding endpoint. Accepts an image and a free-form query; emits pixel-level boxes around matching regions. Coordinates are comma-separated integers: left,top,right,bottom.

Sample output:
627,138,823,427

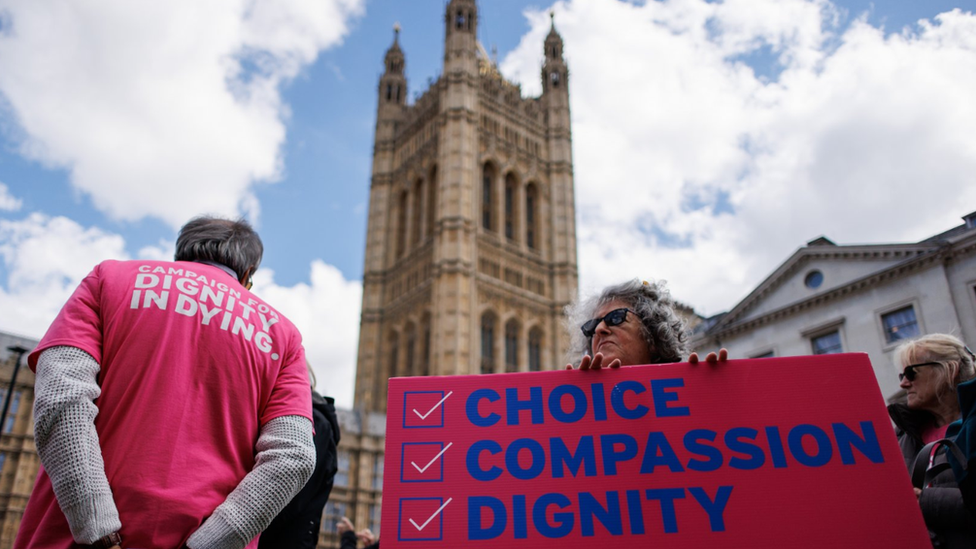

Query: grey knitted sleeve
186,414,316,549
33,346,121,544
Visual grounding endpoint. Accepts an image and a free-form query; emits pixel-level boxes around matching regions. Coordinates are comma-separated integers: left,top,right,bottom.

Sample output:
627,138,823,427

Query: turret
541,12,568,95
444,0,478,75
379,24,407,109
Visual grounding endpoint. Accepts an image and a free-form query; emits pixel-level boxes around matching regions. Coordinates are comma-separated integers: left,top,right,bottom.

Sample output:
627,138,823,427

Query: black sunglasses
899,362,941,382
581,308,635,338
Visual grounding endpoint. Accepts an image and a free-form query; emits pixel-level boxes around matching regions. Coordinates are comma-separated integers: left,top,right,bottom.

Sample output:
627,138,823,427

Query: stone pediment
711,242,934,333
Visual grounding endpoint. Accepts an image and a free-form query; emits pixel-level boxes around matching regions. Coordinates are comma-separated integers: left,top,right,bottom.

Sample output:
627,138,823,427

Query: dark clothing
889,403,976,548
340,531,357,549
260,392,341,549
948,377,976,518
340,530,379,549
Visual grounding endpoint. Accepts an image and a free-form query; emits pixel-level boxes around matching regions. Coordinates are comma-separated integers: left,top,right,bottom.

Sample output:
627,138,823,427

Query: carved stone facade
0,333,40,549
354,1,579,413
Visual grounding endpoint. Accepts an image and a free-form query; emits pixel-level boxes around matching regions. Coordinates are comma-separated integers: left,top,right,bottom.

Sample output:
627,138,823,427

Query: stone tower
354,2,578,412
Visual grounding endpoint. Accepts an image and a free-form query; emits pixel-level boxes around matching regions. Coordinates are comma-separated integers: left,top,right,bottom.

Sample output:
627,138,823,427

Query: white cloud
0,213,360,407
137,240,175,261
502,1,976,314
0,214,129,337
0,0,365,228
252,261,362,409
0,181,21,211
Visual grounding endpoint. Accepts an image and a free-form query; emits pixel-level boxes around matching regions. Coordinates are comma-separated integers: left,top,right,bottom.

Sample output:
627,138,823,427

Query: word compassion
130,265,281,358
463,380,884,540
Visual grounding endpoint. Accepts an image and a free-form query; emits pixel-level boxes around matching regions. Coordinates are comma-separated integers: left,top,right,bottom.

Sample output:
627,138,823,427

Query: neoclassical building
692,211,976,402
354,0,579,413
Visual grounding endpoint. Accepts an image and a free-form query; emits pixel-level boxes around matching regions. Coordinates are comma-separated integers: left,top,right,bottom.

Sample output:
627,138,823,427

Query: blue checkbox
398,497,448,541
403,391,449,429
401,442,448,483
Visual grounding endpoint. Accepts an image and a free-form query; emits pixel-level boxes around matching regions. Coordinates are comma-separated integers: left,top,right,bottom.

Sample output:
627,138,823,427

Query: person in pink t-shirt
14,216,315,549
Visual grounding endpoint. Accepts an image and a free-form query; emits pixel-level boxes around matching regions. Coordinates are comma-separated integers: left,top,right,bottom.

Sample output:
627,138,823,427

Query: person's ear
241,267,254,290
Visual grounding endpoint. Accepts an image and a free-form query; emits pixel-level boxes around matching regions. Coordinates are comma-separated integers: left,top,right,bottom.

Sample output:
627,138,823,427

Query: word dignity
131,265,282,359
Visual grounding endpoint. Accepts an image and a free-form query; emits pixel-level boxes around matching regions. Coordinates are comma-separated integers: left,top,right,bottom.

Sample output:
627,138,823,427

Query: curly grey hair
565,278,689,365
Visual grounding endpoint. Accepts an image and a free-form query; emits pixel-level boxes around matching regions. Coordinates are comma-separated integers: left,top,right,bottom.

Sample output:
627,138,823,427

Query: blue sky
2,0,975,407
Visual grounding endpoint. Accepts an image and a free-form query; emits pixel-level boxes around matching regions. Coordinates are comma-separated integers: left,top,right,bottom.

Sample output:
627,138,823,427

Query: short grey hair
895,333,976,393
566,278,689,365
174,216,263,281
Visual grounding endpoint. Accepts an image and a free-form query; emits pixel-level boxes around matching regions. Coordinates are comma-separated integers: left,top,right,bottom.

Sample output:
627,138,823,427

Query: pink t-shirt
15,260,312,549
922,423,950,445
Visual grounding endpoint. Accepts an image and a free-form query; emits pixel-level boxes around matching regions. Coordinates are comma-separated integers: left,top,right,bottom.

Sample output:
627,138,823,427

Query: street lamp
1,345,30,436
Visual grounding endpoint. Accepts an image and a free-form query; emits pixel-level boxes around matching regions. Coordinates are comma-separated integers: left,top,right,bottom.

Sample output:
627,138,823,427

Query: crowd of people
11,215,975,548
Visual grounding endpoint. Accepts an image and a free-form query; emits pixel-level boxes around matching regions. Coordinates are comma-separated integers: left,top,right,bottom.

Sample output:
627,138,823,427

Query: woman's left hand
688,348,729,365
565,352,621,370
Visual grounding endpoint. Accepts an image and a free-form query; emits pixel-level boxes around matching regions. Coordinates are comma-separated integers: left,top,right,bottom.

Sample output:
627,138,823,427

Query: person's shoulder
94,259,171,273
85,258,139,281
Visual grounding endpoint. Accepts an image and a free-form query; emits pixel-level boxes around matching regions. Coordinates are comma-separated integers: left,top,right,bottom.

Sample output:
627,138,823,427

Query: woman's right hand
337,516,354,534
358,529,378,545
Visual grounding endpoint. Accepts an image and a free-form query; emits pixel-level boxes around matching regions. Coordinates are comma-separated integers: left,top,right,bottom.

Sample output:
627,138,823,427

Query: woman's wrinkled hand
565,352,621,370
337,516,354,534
688,348,728,365
358,528,378,545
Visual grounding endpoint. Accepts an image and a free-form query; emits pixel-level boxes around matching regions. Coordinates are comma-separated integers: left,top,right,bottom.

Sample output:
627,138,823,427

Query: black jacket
260,391,341,549
889,403,976,548
341,530,379,549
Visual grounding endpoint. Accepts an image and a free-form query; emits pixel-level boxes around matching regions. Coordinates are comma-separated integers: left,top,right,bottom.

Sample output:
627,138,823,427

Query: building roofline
704,224,976,338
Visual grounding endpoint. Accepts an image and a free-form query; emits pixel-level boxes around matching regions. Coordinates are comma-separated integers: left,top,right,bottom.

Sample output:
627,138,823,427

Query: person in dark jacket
260,390,341,549
888,333,976,548
338,516,379,549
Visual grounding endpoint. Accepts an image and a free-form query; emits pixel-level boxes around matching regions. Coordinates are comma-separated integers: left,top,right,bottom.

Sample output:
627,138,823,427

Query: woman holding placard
888,333,976,548
564,278,725,369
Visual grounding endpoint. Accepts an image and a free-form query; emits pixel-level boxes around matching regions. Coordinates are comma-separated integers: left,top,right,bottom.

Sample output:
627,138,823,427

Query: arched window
395,85,401,103
405,323,416,377
396,190,408,257
481,313,496,374
456,10,465,29
421,314,431,377
482,163,495,231
386,84,392,101
427,165,438,237
467,11,473,31
504,173,516,241
505,319,519,373
412,178,424,246
388,332,399,378
528,328,543,372
525,183,538,250
381,331,399,408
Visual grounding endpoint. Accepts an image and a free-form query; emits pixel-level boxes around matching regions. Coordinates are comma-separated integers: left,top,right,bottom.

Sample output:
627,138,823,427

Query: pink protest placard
381,354,930,547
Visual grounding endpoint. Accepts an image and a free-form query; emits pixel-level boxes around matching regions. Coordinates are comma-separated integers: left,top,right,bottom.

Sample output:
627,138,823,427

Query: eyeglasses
581,308,635,338
899,362,941,382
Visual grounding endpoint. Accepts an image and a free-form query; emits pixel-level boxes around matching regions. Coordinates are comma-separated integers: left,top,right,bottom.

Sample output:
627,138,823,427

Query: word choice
467,379,689,427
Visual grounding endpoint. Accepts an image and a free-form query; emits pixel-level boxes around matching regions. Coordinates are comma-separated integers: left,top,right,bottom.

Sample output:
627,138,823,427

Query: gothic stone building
0,333,40,549
354,0,579,414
